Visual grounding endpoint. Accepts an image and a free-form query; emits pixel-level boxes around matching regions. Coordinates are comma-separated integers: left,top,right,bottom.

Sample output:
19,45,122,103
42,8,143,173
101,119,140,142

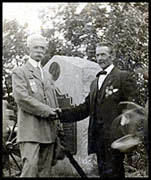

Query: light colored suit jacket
12,61,59,143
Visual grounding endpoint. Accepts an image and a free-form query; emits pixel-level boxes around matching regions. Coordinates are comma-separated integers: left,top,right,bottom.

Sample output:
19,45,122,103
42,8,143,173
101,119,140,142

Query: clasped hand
49,107,62,120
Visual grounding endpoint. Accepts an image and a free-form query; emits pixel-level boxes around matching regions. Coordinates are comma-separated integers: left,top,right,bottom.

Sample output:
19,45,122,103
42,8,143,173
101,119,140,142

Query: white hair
27,34,47,48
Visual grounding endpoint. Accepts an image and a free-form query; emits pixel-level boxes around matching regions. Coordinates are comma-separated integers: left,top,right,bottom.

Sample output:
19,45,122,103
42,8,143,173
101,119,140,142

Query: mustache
36,54,44,57
98,60,105,63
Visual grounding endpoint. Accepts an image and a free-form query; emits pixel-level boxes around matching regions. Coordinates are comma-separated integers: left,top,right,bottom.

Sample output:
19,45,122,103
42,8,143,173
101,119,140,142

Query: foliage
3,19,28,109
38,2,149,105
103,3,148,70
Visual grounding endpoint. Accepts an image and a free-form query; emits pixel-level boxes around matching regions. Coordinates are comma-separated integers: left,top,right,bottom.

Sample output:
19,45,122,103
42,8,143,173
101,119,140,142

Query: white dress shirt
28,57,44,81
98,64,114,89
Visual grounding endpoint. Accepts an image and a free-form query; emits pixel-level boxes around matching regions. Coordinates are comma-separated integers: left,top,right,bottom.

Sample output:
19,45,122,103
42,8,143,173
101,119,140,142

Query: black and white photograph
2,2,149,178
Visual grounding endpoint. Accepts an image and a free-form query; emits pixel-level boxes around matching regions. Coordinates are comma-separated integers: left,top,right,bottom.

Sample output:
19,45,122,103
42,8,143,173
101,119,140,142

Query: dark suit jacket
60,66,138,154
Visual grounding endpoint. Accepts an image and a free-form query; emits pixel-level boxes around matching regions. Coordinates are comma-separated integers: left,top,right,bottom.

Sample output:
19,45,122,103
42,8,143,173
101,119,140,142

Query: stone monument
43,55,101,177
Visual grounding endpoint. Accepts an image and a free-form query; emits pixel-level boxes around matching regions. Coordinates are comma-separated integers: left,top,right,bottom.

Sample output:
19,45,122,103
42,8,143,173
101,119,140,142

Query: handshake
48,107,62,120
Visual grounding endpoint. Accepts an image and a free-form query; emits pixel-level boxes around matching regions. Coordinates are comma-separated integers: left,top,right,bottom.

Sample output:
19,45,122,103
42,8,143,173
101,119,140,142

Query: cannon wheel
2,121,22,177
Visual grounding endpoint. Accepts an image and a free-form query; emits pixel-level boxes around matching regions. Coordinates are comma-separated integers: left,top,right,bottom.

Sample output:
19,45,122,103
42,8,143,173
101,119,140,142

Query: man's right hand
48,108,58,120
55,108,62,114
49,107,58,116
48,107,63,120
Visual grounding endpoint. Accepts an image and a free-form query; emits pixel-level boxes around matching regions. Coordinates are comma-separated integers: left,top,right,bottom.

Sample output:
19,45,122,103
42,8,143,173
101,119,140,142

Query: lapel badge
29,79,38,93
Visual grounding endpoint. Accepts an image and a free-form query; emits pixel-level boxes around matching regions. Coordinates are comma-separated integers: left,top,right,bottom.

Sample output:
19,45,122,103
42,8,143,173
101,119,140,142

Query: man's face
28,41,47,62
96,46,113,69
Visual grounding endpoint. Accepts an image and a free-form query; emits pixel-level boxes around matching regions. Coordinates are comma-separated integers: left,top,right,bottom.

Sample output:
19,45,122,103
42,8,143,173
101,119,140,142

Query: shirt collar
28,57,41,68
104,64,114,75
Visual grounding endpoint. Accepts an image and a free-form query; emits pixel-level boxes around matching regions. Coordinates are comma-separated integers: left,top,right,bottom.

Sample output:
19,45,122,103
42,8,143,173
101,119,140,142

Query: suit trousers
96,139,125,178
19,142,54,177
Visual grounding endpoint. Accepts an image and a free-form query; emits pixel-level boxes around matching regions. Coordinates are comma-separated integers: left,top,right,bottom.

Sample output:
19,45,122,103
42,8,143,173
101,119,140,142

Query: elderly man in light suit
12,34,59,177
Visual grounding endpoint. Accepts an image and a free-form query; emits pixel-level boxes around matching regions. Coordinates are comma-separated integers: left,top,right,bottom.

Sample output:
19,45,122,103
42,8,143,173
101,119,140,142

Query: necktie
37,63,44,81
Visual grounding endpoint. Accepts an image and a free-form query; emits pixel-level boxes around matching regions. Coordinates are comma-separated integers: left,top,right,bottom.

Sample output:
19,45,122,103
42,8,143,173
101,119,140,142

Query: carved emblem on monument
49,62,60,81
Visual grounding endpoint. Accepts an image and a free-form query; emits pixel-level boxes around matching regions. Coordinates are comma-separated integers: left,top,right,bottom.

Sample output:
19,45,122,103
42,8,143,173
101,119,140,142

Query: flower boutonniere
105,85,119,98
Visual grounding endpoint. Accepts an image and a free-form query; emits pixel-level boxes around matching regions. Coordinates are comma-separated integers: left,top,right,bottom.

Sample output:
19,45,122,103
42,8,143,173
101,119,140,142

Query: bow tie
96,70,107,77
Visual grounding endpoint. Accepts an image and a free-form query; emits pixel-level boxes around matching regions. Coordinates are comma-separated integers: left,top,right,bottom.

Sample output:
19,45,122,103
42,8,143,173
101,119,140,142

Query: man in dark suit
12,34,59,177
58,42,139,178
